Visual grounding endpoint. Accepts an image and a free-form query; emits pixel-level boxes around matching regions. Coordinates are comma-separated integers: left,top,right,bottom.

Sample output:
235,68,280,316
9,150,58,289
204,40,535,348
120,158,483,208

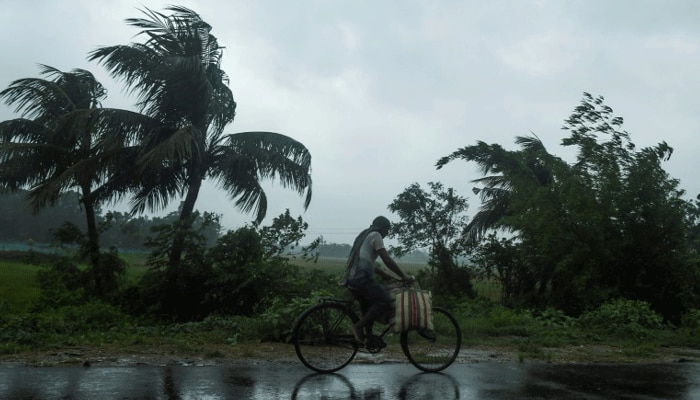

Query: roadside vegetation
1,247,700,364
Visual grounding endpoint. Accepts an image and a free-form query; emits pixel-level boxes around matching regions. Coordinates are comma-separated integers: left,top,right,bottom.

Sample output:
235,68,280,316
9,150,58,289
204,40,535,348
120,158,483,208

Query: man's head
371,216,391,237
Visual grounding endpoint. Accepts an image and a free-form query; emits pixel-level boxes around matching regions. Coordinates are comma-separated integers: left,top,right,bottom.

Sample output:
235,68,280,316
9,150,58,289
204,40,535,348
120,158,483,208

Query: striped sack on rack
394,289,433,332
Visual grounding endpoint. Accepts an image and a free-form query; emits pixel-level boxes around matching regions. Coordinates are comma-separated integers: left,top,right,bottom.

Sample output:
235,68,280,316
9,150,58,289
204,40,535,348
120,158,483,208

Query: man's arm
377,248,408,280
375,267,393,281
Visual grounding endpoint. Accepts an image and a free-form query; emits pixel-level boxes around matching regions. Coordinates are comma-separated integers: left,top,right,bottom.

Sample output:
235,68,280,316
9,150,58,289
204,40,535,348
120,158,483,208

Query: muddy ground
1,342,699,367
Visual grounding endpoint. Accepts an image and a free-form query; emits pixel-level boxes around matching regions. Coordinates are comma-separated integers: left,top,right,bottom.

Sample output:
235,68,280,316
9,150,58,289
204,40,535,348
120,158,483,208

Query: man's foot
351,323,364,345
365,335,387,350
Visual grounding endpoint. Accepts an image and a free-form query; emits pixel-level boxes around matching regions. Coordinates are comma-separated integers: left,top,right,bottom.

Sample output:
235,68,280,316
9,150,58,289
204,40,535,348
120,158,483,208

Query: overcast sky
1,0,699,245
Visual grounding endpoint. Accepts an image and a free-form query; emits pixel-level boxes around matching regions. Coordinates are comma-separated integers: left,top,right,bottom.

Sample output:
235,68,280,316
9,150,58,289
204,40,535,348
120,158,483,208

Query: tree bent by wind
437,93,697,320
88,6,313,270
0,66,124,296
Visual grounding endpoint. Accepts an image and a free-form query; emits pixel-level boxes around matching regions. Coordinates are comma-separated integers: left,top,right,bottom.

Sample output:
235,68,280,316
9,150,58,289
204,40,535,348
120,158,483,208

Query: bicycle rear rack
318,297,352,306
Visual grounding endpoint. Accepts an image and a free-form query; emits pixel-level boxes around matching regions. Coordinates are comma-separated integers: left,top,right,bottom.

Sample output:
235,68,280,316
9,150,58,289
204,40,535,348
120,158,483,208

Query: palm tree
88,6,312,269
0,65,118,295
436,135,566,299
436,135,557,242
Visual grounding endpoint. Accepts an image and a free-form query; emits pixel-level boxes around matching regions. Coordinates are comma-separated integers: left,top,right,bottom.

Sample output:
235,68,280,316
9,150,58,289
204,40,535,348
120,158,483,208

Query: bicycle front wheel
292,302,359,373
400,307,461,372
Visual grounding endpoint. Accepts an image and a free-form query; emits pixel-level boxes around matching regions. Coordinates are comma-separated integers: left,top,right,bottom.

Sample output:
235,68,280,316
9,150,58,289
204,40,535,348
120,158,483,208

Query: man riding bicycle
341,216,412,345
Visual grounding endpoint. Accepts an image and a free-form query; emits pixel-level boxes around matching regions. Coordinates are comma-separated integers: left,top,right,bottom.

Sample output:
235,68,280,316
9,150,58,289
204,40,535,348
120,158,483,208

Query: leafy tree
257,209,309,259
437,135,562,243
438,132,615,311
471,234,534,307
98,211,152,250
388,181,475,297
205,226,265,316
133,209,317,320
438,93,699,319
0,66,124,296
137,211,219,320
258,208,322,263
88,6,313,270
689,195,700,263
560,93,697,320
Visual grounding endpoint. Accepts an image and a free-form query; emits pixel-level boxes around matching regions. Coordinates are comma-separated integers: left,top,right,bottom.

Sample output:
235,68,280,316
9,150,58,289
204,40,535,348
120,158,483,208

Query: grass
117,251,149,265
0,261,42,314
119,253,150,283
471,280,502,301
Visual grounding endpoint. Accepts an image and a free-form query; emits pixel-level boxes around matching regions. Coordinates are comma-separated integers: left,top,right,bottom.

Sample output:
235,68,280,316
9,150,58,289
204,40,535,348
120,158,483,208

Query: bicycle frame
316,296,396,352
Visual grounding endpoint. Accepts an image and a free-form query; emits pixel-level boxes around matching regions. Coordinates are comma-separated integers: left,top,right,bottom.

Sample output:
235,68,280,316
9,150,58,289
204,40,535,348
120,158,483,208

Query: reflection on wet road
1,362,699,399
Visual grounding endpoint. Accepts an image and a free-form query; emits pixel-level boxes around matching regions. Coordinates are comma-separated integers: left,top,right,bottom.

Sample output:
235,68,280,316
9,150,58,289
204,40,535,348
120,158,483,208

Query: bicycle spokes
293,303,359,373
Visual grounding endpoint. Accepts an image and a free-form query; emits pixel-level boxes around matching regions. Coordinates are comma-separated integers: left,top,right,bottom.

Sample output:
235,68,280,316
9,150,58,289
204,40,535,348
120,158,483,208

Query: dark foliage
439,93,700,321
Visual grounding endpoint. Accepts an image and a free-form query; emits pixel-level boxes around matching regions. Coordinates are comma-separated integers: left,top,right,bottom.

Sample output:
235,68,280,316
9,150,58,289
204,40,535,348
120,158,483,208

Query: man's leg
352,296,370,343
353,281,391,341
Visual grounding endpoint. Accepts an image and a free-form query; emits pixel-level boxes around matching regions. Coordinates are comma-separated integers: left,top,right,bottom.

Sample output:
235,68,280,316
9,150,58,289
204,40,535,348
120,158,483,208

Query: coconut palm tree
436,135,565,299
436,135,557,242
88,6,312,269
0,65,121,295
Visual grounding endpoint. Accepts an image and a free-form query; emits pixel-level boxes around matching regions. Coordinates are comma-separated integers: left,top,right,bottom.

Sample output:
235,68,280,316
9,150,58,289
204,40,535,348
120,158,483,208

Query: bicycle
292,279,461,373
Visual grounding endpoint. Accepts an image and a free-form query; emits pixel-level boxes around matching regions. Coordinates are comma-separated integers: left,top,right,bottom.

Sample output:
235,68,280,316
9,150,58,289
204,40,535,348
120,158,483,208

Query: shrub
0,314,44,345
137,261,213,321
681,309,700,331
35,258,87,308
205,228,286,316
61,301,130,332
0,301,130,347
578,299,663,338
256,291,335,342
452,298,534,338
137,214,217,321
535,308,575,329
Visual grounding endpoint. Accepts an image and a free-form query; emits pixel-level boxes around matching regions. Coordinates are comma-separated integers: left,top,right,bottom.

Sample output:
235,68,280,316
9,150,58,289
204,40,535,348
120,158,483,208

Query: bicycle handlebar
385,275,421,290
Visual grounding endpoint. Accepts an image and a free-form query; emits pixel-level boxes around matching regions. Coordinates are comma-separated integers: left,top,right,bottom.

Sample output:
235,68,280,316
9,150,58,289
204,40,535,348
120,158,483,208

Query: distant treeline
0,190,429,262
0,190,219,250
313,241,429,263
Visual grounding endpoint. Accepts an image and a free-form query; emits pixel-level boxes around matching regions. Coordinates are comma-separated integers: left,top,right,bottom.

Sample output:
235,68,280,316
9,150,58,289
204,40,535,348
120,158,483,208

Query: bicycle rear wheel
400,307,461,372
293,302,359,373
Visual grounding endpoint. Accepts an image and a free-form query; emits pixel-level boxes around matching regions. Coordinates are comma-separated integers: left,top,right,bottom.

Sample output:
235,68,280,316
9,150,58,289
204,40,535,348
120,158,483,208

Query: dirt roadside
1,342,698,367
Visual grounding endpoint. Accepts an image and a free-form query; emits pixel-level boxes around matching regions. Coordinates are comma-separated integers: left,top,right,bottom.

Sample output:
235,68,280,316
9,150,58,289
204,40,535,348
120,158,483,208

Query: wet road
1,362,699,399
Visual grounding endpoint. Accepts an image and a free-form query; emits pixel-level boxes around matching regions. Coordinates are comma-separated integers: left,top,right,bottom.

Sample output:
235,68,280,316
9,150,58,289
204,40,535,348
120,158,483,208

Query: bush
61,301,130,332
535,308,575,329
0,301,130,347
137,262,213,321
0,314,44,345
578,299,663,338
681,309,700,331
453,298,534,338
256,291,334,342
35,258,87,308
134,214,215,321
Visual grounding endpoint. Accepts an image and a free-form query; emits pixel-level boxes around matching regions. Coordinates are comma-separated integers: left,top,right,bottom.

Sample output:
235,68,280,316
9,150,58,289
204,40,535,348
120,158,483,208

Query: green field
0,254,431,315
289,256,428,274
0,261,42,314
0,254,498,315
288,257,502,299
118,252,151,283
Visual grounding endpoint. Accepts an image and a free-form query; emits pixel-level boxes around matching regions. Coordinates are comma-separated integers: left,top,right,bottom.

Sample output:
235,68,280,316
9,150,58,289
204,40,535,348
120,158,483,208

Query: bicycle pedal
365,335,386,349
417,329,436,341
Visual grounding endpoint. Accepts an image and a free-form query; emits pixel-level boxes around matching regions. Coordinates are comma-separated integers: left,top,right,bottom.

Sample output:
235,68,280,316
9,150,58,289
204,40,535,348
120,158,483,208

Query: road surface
2,361,699,399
